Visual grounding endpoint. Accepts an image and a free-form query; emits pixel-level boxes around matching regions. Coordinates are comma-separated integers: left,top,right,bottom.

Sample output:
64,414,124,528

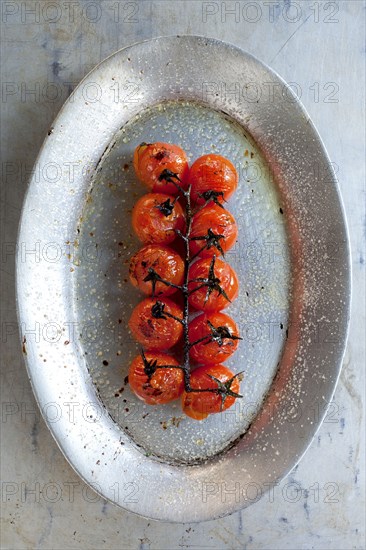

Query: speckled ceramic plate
16,36,350,522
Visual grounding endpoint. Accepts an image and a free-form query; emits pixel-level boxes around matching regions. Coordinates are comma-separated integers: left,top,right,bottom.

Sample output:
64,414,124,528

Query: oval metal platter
16,36,351,522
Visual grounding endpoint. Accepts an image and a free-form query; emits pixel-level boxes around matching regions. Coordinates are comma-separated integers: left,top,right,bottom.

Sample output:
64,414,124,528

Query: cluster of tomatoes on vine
126,141,243,420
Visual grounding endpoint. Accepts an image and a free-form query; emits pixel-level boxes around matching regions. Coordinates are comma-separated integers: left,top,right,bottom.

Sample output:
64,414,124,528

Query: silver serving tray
16,36,351,522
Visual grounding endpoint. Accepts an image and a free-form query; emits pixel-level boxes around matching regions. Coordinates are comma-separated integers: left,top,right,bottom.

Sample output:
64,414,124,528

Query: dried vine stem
139,169,242,404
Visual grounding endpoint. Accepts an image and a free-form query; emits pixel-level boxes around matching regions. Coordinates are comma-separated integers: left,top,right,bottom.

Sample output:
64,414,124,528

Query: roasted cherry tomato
132,193,185,245
181,364,242,420
188,256,239,312
129,297,183,350
189,204,238,258
129,352,184,405
129,244,184,297
189,154,238,205
189,312,241,365
133,142,189,195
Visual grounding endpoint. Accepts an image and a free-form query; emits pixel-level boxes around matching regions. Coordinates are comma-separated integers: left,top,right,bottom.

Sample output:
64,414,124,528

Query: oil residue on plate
73,100,291,464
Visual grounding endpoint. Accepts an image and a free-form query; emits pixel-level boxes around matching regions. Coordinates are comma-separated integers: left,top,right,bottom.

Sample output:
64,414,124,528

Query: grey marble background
1,1,365,548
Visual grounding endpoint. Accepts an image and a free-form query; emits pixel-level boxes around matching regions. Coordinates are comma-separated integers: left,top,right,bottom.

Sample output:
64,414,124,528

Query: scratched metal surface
1,0,365,548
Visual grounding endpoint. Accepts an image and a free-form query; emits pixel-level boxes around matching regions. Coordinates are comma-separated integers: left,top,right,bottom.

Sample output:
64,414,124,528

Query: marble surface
1,1,365,548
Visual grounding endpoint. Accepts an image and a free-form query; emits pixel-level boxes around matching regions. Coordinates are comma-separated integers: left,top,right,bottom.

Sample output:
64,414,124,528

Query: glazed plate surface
16,36,350,522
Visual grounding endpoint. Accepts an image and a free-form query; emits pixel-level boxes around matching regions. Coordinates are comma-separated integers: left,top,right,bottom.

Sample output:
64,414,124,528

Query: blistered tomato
189,154,238,205
129,352,184,405
129,244,184,297
189,312,241,365
188,256,239,312
129,297,183,350
132,193,185,245
181,364,242,420
189,204,238,258
133,142,189,195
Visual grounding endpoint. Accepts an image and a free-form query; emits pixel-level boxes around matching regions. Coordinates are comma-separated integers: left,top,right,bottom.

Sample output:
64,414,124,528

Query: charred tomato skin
133,142,189,195
188,257,239,312
189,312,240,365
129,352,184,405
129,244,184,297
189,204,238,258
129,297,183,350
181,364,241,420
189,154,238,205
132,193,185,245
